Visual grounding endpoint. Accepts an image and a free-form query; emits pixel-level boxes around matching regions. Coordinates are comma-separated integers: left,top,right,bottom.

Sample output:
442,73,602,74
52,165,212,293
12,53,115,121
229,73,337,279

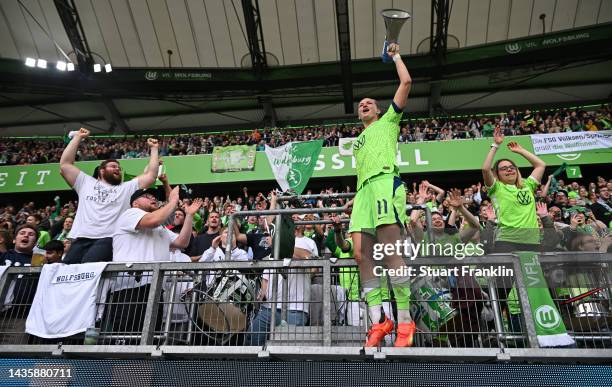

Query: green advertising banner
211,145,256,172
0,136,610,194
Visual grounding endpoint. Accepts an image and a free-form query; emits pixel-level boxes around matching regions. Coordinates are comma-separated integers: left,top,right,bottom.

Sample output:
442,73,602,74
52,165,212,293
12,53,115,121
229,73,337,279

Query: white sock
397,309,412,323
382,301,394,323
368,305,383,324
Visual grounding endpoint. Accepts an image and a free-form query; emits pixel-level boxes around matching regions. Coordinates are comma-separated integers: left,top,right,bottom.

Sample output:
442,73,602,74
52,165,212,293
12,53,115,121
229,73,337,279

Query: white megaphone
380,9,411,63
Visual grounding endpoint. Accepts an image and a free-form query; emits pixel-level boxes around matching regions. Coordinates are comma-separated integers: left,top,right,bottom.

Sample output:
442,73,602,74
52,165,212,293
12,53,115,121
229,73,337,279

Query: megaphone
380,8,411,63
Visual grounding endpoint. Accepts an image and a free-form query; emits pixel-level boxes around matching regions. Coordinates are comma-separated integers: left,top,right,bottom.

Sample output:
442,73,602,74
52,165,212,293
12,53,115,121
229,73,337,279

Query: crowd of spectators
0,112,610,349
1,105,610,166
2,174,610,261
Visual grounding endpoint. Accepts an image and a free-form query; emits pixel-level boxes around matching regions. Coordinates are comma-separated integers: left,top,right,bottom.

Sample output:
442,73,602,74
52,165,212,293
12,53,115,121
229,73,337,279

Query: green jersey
354,104,402,190
488,176,540,245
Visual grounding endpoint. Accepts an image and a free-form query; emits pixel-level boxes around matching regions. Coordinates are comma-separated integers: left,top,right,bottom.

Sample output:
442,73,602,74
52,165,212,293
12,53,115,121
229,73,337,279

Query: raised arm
388,43,412,110
137,138,160,189
448,189,480,242
408,181,428,241
482,126,504,187
332,216,351,252
137,186,179,229
171,198,202,249
424,180,445,203
156,161,171,200
60,128,89,186
541,175,553,198
507,141,546,183
233,219,247,245
264,190,278,226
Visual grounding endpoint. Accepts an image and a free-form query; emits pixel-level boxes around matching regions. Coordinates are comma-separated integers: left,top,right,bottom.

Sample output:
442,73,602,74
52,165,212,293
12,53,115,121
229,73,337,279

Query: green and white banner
517,251,575,347
264,140,323,194
531,130,612,155
211,145,256,172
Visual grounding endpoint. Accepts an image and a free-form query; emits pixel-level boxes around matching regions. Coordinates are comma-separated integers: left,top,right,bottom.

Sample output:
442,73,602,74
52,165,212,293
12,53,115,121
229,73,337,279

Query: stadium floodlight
56,61,67,71
36,59,47,69
104,63,112,73
25,57,36,67
67,62,75,71
93,63,101,72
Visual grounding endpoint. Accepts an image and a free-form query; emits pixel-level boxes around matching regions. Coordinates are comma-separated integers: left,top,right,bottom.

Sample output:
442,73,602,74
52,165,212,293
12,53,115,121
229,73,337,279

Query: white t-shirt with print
112,207,177,291
265,236,317,312
69,172,140,239
25,262,108,338
112,207,178,263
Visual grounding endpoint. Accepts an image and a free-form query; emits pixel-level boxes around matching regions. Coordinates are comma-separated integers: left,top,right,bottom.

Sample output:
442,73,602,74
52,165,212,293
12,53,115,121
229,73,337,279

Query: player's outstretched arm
389,43,412,110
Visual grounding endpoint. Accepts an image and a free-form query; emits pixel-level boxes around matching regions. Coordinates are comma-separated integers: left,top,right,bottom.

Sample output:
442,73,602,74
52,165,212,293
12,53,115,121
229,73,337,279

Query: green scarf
514,251,575,347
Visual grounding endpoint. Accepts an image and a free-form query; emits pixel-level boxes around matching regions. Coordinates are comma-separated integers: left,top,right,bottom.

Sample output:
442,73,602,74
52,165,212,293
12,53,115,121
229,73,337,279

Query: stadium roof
0,0,611,135
2,0,611,67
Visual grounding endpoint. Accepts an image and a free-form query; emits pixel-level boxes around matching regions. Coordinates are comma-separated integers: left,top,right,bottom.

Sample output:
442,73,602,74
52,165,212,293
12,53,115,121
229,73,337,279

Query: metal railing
0,253,610,360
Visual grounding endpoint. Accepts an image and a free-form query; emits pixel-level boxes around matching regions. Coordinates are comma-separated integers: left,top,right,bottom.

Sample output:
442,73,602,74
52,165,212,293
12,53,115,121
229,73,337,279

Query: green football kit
349,103,407,234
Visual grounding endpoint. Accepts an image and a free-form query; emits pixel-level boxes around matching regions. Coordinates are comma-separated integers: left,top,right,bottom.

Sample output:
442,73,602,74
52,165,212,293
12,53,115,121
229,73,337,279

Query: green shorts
348,174,407,234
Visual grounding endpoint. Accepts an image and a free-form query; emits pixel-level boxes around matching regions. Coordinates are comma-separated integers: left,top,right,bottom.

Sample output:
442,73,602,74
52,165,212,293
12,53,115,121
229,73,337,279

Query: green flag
264,140,323,194
547,162,568,194
513,251,575,347
566,165,582,179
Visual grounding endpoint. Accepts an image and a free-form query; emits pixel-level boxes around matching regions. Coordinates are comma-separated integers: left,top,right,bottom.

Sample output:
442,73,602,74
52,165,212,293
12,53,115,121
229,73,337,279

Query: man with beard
59,128,160,264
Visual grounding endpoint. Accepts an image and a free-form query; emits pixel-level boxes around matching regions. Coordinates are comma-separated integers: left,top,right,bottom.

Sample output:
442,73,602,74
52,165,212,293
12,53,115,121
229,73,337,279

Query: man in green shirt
348,42,414,348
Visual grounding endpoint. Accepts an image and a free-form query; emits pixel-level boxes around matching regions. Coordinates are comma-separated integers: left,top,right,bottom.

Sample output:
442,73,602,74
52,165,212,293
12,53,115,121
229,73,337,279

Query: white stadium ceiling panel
1,0,610,68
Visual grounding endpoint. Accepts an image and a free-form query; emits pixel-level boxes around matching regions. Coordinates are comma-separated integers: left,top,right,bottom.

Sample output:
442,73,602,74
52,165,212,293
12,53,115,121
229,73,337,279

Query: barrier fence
0,253,610,360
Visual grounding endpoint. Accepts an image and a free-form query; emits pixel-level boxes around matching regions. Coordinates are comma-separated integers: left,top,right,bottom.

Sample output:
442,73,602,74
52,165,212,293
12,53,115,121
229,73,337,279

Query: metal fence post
487,277,505,349
225,214,235,261
162,274,178,345
140,266,164,346
273,214,282,260
322,260,332,347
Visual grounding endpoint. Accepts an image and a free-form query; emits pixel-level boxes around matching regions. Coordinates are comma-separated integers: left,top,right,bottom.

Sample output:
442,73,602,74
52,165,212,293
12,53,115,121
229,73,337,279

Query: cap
130,188,161,205
568,191,579,199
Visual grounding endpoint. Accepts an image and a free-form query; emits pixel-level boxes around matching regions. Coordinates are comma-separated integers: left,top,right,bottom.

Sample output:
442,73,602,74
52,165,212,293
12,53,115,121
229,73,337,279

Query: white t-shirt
25,262,108,338
69,172,140,239
265,236,318,312
112,207,178,263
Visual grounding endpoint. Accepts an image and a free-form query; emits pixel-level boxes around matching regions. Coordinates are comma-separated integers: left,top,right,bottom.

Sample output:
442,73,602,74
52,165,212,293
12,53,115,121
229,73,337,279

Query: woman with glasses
481,127,546,252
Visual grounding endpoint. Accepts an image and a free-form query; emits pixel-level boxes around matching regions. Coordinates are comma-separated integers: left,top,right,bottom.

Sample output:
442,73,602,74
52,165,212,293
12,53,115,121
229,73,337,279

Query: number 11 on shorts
377,199,388,217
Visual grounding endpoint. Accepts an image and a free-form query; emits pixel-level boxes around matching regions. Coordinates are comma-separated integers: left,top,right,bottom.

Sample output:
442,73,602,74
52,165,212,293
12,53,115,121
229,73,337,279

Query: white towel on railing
25,262,108,338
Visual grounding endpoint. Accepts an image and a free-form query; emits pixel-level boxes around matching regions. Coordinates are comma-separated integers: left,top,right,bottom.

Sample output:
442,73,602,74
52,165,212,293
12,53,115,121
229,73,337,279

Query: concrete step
268,325,365,346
